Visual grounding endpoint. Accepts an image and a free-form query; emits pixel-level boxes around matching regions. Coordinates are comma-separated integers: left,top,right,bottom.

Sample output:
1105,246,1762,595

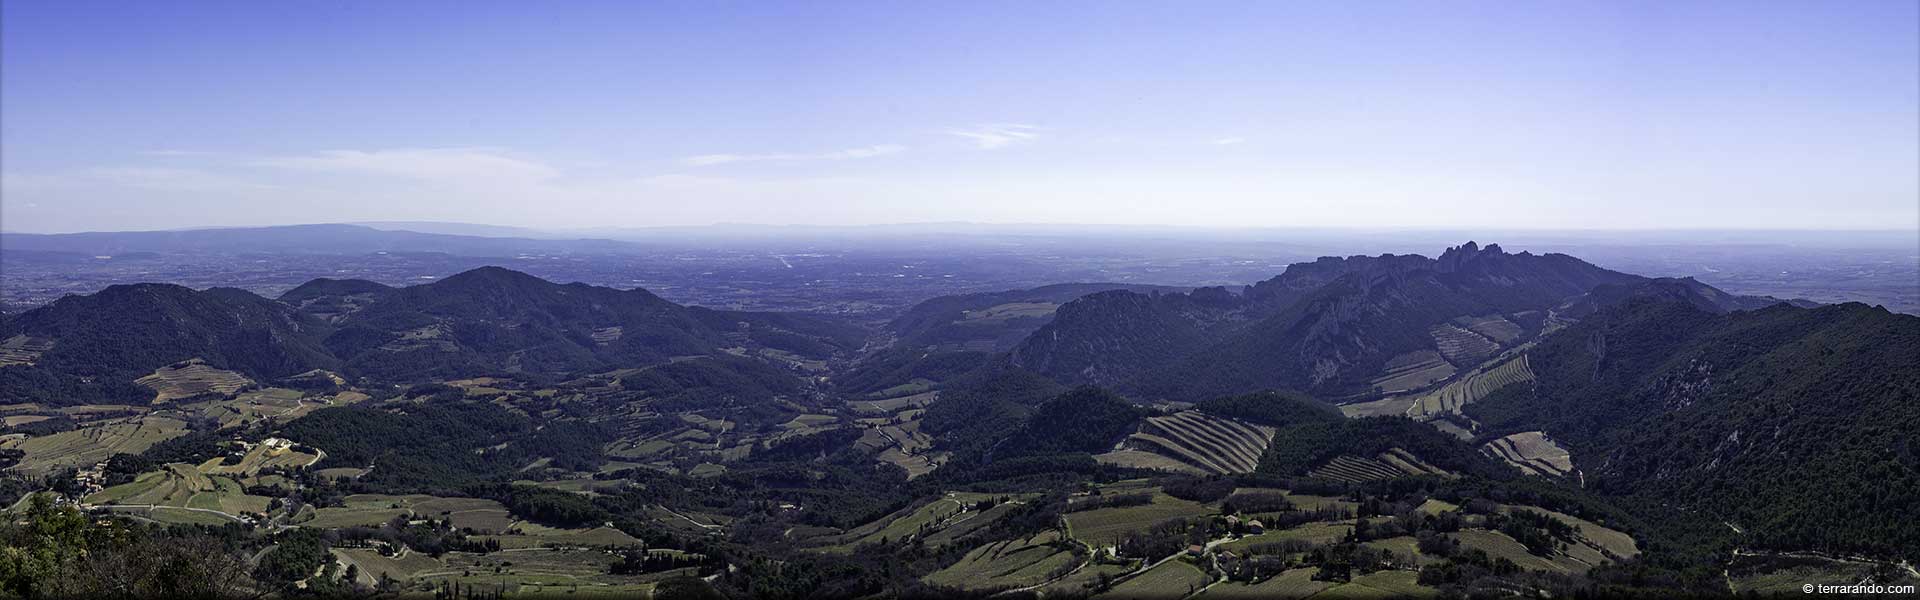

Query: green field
1095,560,1211,599
1064,492,1211,548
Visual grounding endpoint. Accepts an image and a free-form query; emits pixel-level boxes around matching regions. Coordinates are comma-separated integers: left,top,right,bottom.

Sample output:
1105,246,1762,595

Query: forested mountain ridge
1004,253,1451,388
1467,293,1920,561
1554,276,1818,320
0,283,338,404
1008,287,1246,387
0,266,863,403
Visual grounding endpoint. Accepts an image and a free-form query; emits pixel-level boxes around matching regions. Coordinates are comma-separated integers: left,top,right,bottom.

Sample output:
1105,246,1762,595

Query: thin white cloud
943,124,1039,149
682,144,906,167
140,149,219,157
1,167,279,193
635,173,735,188
1211,137,1246,145
253,148,560,182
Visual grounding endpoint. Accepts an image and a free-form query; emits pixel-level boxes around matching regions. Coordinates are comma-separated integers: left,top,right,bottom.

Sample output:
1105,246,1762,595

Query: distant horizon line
4,220,1917,237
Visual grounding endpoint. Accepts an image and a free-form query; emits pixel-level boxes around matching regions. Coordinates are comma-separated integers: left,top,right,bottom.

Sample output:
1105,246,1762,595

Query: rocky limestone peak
1437,241,1508,272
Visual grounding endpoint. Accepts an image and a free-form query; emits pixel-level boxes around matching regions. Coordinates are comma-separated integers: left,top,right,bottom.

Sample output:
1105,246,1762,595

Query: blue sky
2,1,1916,233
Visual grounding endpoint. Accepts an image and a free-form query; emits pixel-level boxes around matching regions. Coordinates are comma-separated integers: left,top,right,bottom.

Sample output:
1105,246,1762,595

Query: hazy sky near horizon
2,1,1916,233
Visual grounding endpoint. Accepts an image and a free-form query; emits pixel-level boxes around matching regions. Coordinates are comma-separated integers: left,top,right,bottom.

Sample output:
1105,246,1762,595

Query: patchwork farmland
1096,411,1274,475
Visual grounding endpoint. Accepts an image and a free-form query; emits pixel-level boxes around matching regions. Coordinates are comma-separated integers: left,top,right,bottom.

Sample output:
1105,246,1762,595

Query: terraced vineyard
135,358,254,403
1405,354,1534,419
1308,448,1453,483
1096,411,1274,474
1369,350,1457,394
1430,323,1500,365
1481,431,1574,477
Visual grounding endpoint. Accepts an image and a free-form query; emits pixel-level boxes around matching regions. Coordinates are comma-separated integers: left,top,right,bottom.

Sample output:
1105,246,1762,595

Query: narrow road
94,503,246,523
658,505,722,530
